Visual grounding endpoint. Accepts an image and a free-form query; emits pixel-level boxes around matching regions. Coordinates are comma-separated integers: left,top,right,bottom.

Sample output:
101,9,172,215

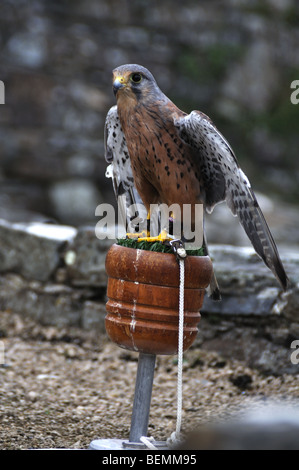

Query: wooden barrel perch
105,243,213,356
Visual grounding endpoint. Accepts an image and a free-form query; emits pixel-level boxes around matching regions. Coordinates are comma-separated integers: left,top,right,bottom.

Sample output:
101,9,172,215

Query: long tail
235,187,289,291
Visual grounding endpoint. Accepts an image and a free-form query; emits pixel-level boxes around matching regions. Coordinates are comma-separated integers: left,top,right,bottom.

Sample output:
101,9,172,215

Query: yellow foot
136,229,173,243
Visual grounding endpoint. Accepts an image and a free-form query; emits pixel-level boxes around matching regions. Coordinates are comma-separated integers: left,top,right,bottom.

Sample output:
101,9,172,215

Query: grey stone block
0,219,77,282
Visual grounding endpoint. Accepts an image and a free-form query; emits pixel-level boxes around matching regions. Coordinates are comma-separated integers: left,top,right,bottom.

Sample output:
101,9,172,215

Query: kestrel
104,64,288,299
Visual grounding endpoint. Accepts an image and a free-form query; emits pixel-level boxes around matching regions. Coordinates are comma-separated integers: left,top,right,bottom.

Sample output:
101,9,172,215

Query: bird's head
112,64,161,105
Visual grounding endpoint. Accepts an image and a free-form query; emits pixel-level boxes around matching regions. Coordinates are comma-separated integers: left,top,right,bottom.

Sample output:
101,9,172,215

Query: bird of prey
104,63,288,299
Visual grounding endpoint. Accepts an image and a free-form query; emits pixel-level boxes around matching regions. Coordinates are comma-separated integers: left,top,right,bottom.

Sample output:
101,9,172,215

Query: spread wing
175,110,288,290
104,105,147,233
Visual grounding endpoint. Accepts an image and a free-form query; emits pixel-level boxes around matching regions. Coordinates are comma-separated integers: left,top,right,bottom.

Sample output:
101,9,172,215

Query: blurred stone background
0,0,299,380
0,0,298,241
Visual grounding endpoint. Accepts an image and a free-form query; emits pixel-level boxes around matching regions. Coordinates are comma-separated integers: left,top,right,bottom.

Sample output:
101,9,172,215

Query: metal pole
129,352,156,443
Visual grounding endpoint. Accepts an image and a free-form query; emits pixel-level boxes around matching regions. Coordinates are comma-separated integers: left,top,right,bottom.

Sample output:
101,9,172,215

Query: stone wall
1,0,299,227
0,219,298,375
0,0,299,376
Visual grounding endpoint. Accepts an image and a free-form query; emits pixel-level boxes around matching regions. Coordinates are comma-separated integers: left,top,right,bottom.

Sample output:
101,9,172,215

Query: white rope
167,257,185,447
141,254,186,450
177,258,185,436
140,436,158,449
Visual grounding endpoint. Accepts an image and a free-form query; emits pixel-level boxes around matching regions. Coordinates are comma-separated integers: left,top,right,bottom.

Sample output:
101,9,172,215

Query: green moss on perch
116,238,205,256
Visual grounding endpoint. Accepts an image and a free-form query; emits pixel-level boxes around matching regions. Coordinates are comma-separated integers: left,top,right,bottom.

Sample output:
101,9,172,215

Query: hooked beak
113,76,126,96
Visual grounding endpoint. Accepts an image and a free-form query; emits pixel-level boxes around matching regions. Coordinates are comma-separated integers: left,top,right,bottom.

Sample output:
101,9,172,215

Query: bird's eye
131,73,142,84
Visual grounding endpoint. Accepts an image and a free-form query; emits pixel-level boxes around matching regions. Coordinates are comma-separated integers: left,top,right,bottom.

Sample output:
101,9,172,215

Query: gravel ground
0,311,298,450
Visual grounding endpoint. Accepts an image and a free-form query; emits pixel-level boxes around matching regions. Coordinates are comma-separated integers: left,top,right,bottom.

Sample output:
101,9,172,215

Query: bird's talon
137,229,173,243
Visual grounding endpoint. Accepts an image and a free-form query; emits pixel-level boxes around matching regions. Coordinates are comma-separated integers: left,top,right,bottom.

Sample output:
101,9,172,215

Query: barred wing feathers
175,110,288,290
